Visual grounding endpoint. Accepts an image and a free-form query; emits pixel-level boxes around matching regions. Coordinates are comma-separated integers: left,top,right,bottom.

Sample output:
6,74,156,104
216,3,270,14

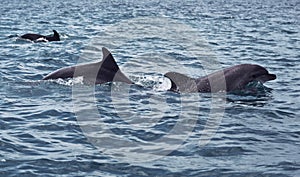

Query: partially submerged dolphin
43,47,276,93
164,64,276,93
43,47,133,84
20,30,60,42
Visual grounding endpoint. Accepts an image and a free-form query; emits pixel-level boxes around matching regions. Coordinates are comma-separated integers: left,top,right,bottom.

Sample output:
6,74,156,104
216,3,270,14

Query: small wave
229,81,273,96
131,75,171,91
226,81,275,106
44,77,84,86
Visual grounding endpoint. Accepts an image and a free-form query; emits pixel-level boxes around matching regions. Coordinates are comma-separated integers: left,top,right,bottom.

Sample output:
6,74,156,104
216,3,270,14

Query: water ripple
1,0,300,176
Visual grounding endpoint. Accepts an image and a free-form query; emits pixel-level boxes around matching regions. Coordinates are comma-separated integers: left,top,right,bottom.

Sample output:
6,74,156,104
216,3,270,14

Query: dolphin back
21,33,44,41
20,30,60,42
43,66,76,80
43,47,133,85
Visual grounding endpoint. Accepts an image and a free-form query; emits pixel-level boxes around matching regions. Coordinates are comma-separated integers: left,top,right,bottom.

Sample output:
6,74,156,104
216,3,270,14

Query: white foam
153,77,172,91
53,77,84,86
133,75,171,91
36,37,48,42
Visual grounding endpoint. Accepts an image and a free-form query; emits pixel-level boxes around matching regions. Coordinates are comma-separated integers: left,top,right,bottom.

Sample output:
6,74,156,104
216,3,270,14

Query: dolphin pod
43,47,276,93
20,30,60,42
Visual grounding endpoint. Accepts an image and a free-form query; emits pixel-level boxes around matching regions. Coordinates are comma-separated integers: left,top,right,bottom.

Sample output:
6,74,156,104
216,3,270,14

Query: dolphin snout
269,73,276,80
255,73,276,83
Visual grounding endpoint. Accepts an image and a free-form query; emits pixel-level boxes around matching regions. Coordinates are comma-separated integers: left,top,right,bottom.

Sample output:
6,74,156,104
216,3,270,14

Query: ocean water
1,0,300,176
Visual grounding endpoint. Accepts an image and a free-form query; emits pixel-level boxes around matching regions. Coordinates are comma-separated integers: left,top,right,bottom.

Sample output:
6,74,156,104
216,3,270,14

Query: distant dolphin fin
95,47,134,84
164,72,198,92
52,30,60,41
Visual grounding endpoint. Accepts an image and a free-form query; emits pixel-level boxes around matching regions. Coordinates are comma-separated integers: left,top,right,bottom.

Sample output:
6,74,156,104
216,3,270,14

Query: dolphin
164,64,276,93
43,47,133,84
20,30,60,42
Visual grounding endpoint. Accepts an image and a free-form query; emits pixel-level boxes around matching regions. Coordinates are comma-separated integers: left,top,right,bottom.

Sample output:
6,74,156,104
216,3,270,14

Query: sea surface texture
1,0,299,176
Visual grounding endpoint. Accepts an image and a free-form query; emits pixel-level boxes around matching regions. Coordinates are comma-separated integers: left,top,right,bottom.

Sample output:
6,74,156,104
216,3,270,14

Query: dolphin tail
164,72,198,92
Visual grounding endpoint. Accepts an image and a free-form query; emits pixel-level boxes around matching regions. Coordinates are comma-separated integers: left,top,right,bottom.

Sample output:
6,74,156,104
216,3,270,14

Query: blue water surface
1,0,300,176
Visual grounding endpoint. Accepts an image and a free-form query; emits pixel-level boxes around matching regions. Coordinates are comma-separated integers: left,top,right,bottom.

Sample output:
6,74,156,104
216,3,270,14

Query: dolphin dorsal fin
101,47,120,71
102,47,111,59
164,72,198,92
95,47,133,84
52,30,60,41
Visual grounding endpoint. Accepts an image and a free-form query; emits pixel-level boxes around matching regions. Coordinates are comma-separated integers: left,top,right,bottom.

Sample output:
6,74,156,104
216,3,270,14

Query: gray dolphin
164,64,276,93
43,47,276,93
20,30,60,42
43,47,133,84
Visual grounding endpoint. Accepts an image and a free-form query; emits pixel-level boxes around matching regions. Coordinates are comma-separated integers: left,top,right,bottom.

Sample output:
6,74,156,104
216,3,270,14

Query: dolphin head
247,64,276,83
